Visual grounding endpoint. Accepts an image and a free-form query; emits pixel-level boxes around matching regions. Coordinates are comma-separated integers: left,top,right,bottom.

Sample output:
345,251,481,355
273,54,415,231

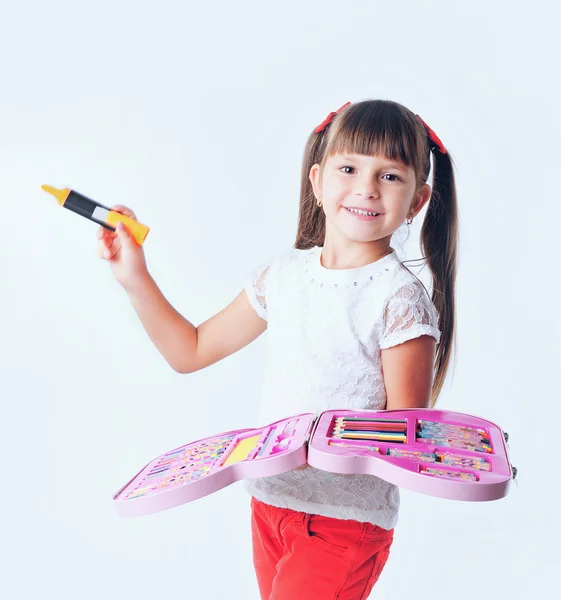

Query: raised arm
126,277,266,373
97,205,267,374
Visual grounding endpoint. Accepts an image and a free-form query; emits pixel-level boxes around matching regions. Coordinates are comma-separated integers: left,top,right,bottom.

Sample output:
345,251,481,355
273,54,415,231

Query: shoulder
255,245,314,266
263,246,317,279
379,258,441,348
249,246,315,283
276,245,316,266
386,258,435,308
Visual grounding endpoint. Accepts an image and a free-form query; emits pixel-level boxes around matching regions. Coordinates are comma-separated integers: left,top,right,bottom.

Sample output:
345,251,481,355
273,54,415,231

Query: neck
320,239,393,270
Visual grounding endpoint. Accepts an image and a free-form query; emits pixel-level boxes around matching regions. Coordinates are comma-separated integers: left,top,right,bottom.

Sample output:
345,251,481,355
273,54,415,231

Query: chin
339,228,380,243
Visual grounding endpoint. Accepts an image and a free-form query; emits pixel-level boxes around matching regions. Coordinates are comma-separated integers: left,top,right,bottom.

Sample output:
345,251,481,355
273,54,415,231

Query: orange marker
41,185,150,245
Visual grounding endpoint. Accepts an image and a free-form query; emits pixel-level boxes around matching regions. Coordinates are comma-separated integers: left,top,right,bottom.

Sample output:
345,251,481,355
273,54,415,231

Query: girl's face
310,152,431,247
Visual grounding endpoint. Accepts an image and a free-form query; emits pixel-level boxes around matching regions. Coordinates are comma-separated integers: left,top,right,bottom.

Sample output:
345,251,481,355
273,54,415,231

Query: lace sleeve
244,259,272,321
379,281,441,349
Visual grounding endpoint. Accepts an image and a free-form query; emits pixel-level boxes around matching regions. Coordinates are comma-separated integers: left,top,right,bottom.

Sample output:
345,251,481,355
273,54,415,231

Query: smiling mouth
345,207,381,217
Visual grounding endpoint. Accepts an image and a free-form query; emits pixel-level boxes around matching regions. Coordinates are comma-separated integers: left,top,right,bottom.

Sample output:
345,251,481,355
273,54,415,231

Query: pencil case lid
113,413,316,517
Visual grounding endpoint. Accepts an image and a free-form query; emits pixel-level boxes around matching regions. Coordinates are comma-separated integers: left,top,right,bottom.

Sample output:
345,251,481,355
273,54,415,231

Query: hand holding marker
42,184,151,287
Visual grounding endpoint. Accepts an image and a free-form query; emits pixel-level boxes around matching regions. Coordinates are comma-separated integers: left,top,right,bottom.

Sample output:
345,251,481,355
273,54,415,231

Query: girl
97,99,458,600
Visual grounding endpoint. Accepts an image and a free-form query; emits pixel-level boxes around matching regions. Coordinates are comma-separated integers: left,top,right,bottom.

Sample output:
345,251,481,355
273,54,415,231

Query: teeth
347,207,379,216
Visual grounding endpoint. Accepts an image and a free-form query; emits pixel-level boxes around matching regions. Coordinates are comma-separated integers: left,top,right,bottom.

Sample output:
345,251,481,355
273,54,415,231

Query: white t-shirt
244,245,441,529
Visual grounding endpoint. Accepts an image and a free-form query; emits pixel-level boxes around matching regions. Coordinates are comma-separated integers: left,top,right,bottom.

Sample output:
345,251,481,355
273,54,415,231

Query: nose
354,175,380,199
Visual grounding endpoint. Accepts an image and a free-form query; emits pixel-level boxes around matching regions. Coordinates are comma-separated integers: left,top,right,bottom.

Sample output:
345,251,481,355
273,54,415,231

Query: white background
1,1,558,598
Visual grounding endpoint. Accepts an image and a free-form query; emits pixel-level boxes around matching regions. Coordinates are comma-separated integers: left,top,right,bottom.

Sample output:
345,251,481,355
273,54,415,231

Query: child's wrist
122,270,153,296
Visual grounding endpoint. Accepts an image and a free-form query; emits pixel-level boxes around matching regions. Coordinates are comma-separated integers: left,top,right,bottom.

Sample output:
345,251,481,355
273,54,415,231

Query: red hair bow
314,101,352,133
415,114,447,154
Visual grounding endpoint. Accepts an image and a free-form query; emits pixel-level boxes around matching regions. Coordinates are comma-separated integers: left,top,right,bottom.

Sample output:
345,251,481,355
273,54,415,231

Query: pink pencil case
114,408,516,518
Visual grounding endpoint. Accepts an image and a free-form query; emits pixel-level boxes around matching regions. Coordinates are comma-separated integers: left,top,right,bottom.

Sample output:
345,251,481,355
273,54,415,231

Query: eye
339,166,401,181
382,173,401,182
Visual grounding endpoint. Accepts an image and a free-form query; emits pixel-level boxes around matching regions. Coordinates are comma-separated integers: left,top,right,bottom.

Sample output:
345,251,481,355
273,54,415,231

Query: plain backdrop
1,1,559,598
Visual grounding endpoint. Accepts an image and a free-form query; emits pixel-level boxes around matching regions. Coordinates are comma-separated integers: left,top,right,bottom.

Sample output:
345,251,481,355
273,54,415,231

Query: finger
96,234,113,258
96,240,114,260
115,221,137,248
97,226,117,241
110,204,137,220
107,235,122,258
106,243,118,260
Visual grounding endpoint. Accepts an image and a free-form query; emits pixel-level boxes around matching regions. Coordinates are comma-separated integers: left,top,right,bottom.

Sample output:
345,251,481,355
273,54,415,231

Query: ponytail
420,148,459,407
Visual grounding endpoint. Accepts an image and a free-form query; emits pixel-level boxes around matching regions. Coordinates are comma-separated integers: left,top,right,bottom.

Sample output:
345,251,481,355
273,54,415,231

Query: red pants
250,497,393,600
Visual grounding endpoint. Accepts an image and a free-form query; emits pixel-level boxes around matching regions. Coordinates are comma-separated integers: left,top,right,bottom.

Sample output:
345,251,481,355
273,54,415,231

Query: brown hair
295,99,458,407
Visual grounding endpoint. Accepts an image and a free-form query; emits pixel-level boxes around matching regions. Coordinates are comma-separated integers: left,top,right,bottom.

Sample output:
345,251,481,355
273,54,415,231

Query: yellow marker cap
41,184,71,205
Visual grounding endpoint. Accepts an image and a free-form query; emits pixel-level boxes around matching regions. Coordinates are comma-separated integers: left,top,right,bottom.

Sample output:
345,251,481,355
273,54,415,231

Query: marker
42,184,150,245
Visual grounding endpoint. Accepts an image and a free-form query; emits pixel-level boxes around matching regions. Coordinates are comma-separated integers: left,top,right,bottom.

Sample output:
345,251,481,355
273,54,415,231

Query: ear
410,183,431,218
309,163,322,199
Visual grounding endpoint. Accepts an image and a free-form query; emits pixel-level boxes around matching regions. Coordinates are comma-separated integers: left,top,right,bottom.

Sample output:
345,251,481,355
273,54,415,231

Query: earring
406,215,413,225
317,195,322,208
